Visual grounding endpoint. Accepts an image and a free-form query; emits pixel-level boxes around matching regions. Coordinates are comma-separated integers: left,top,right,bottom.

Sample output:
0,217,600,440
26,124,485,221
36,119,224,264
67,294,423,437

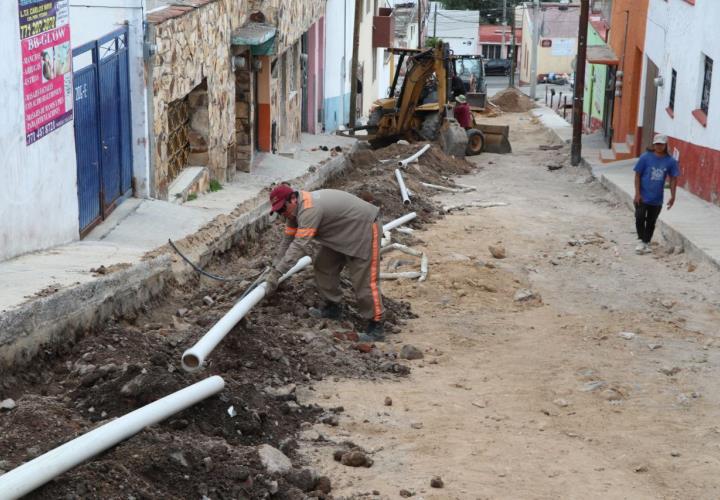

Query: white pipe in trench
181,256,312,372
398,144,431,167
383,212,417,233
394,168,411,206
0,376,226,500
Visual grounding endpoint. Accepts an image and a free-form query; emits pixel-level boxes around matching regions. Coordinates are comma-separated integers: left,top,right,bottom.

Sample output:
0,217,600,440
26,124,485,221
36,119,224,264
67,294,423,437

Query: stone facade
146,0,324,197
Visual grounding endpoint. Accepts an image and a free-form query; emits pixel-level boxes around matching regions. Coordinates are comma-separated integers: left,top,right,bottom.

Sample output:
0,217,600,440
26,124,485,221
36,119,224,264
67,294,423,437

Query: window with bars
701,55,712,114
669,68,677,111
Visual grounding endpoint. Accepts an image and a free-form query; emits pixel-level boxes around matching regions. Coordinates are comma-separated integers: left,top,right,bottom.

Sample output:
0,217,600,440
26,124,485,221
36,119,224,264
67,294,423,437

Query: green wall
583,23,608,130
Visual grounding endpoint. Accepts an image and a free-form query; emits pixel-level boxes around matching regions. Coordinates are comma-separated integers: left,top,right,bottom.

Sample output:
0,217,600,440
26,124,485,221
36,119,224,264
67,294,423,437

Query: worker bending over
264,185,385,342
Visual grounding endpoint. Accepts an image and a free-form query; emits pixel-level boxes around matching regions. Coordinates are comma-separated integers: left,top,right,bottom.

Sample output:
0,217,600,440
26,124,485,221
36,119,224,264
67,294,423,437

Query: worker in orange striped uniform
264,185,385,341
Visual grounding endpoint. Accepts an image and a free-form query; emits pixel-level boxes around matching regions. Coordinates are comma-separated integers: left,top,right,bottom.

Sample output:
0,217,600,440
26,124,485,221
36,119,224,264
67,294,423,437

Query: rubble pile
0,138,478,498
490,87,537,113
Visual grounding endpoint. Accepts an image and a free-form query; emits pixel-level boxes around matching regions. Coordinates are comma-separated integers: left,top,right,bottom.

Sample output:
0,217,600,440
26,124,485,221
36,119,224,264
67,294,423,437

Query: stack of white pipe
380,243,428,282
0,376,226,499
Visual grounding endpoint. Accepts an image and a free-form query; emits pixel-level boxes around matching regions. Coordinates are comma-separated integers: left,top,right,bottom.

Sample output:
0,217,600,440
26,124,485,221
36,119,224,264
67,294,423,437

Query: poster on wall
18,0,73,145
551,38,575,57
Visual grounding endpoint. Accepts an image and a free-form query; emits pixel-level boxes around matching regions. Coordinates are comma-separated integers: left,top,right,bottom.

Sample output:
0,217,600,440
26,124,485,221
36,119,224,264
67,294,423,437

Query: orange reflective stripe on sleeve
369,222,382,321
301,191,314,209
284,226,297,236
295,227,317,238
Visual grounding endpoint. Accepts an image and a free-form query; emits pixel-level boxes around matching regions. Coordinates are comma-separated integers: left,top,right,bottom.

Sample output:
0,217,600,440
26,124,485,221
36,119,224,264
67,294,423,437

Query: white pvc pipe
394,169,411,206
421,182,475,193
396,227,414,234
420,253,429,282
383,212,417,233
0,376,225,499
181,256,312,371
381,242,422,256
398,144,431,167
381,271,422,280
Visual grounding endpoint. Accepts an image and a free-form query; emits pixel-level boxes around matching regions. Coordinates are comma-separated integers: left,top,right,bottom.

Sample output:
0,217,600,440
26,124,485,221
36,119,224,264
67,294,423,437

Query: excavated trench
0,142,478,499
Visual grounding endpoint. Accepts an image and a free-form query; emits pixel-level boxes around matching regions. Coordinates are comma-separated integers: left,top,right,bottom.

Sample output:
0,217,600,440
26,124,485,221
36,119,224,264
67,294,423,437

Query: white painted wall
644,0,720,149
0,2,80,261
358,0,381,117
433,9,478,56
70,0,150,197
323,0,354,130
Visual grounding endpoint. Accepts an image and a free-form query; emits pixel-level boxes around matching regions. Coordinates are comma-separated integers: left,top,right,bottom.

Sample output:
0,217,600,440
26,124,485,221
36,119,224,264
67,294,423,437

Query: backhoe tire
465,129,485,156
419,112,442,141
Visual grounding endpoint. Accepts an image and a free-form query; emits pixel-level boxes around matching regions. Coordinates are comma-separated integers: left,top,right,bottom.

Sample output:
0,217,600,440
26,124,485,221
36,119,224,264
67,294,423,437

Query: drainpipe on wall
143,20,157,199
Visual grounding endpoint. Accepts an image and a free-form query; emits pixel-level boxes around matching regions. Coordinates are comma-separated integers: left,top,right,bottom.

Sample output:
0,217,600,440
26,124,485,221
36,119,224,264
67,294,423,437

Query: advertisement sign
18,0,73,145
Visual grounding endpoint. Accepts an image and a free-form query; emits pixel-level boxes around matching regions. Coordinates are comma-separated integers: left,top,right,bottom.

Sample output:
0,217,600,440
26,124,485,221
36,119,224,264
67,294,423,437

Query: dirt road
298,113,720,499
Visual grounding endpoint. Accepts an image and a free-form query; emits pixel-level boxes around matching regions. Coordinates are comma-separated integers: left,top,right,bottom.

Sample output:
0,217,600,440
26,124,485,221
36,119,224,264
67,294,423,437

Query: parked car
537,72,569,85
484,58,511,76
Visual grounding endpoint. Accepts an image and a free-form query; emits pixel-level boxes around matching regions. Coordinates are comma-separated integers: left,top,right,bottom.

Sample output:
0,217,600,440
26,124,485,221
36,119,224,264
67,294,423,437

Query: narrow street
297,113,720,498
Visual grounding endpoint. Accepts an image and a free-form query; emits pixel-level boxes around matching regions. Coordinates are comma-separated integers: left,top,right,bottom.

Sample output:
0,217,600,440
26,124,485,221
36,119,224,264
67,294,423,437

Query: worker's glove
264,268,282,295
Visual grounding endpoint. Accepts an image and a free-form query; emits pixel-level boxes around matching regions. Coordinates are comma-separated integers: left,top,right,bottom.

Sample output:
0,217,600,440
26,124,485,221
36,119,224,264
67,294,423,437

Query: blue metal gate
73,27,132,235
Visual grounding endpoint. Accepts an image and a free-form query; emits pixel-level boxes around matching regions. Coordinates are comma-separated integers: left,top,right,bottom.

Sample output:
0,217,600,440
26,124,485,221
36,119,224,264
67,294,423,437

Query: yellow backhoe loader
343,42,511,156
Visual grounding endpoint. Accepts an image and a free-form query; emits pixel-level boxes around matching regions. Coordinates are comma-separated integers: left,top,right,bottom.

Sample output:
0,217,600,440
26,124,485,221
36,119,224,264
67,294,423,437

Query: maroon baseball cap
269,185,294,214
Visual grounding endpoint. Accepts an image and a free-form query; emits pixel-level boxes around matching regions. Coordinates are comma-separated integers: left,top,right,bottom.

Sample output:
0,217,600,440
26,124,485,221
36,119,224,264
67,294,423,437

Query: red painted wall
668,137,720,206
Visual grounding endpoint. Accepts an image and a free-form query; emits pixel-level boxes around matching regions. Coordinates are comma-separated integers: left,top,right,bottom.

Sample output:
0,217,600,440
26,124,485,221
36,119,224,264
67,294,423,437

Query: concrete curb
0,144,356,372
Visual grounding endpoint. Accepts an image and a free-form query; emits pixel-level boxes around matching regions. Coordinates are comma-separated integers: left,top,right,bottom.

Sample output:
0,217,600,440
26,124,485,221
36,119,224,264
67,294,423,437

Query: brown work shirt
274,189,380,273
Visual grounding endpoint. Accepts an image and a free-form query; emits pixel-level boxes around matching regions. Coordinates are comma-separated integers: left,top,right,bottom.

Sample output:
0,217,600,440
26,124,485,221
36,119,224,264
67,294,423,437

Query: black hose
167,238,247,282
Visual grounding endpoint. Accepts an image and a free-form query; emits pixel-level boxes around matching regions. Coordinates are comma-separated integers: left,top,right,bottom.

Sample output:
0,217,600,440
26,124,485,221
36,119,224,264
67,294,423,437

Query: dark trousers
635,202,662,243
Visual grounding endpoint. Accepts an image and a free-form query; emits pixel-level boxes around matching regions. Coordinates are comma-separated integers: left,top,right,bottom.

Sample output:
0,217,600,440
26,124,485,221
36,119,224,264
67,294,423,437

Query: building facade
519,2,580,84
644,0,720,205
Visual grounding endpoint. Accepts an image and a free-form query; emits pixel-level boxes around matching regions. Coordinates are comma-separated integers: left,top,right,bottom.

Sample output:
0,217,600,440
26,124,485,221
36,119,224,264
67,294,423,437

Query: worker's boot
308,301,343,320
358,320,385,343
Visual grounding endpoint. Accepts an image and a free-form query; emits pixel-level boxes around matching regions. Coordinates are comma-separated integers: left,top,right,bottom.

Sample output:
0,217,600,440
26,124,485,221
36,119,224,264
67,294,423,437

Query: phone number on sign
20,17,56,39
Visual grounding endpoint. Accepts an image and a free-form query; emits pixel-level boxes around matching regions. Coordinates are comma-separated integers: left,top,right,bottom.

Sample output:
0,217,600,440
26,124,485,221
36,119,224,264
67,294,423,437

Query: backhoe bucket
466,92,487,110
475,124,512,154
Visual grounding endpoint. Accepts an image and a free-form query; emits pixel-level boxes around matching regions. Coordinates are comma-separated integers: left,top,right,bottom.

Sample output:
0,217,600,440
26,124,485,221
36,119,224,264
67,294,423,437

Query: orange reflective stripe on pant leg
369,222,382,321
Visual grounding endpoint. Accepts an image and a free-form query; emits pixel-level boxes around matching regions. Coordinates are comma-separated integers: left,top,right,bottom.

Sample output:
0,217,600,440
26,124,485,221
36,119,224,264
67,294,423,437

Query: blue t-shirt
633,152,681,206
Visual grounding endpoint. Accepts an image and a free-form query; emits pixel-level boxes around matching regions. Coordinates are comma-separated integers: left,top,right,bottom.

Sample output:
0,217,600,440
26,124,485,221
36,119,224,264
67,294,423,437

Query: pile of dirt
332,142,476,228
489,87,537,113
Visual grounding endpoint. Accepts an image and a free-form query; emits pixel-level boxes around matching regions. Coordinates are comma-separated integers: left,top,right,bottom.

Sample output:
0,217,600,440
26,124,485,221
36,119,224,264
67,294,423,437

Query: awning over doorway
231,22,277,55
587,44,619,65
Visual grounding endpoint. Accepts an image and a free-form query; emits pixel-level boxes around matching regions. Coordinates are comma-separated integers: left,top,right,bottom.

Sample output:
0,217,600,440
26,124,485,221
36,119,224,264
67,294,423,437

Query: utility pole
433,3,437,38
571,0,590,166
501,0,507,61
349,0,362,132
529,0,540,100
509,2,516,87
417,0,422,49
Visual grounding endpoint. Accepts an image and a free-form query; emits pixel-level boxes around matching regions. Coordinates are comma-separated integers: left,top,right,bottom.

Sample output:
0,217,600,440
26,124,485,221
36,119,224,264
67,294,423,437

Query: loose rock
0,399,17,411
258,444,292,475
400,344,424,360
384,396,393,406
430,476,444,488
488,245,506,259
340,450,373,467
513,289,538,302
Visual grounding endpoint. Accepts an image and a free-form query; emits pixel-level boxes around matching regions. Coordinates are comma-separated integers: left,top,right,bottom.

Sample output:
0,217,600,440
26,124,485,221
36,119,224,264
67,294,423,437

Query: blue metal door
72,27,132,235
73,66,102,231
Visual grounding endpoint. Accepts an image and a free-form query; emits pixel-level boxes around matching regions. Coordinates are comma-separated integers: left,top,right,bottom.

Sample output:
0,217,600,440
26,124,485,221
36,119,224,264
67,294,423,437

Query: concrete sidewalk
0,133,356,368
532,102,720,270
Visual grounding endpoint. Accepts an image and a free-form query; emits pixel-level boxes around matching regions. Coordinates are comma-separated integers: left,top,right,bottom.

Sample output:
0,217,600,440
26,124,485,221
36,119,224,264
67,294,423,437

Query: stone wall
271,44,302,151
235,50,254,172
147,0,325,196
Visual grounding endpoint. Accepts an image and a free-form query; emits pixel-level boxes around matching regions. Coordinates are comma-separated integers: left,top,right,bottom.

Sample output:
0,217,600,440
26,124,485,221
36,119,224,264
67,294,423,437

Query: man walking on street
264,185,385,342
633,134,680,254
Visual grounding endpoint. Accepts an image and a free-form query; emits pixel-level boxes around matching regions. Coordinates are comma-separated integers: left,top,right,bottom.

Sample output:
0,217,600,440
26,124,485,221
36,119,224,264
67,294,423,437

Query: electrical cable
168,238,255,282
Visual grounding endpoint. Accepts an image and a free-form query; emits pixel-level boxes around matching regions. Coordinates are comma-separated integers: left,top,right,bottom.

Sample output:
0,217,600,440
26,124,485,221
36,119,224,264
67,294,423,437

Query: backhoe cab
349,42,511,157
